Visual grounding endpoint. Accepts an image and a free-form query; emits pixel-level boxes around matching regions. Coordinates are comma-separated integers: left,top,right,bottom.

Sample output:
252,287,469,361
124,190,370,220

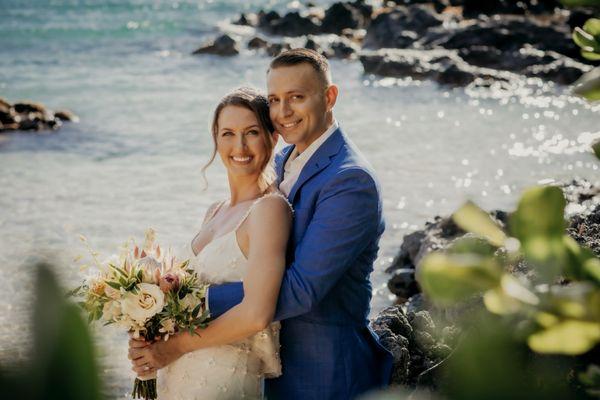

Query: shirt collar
289,120,339,165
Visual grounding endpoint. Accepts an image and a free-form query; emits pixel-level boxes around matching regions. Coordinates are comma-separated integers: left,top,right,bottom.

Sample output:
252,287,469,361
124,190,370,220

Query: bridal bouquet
70,228,210,400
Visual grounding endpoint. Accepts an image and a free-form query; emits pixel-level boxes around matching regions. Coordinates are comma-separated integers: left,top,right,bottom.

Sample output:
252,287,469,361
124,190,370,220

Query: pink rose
159,273,180,293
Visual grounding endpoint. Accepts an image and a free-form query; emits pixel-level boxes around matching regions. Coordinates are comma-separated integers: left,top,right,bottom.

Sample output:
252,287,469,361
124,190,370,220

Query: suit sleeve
208,168,382,321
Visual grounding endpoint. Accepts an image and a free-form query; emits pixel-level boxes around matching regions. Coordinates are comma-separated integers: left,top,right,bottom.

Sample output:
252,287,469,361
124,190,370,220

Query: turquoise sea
1,0,599,397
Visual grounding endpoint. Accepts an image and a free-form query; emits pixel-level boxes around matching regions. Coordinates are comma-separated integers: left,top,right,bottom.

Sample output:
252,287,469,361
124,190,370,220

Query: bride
128,87,292,399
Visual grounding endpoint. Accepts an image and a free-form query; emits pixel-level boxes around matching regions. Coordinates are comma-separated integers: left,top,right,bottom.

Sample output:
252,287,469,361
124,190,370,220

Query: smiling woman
202,87,277,192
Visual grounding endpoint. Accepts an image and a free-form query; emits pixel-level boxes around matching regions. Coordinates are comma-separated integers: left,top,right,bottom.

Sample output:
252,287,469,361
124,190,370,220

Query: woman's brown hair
201,87,276,191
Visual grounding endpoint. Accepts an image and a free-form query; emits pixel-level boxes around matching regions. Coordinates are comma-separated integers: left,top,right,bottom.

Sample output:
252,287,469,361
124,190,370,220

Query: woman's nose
234,134,247,149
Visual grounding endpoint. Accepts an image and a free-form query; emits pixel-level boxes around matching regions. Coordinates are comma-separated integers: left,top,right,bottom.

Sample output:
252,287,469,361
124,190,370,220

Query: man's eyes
268,95,303,104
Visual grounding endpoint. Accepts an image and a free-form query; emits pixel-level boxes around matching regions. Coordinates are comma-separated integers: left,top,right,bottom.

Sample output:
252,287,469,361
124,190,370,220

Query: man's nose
280,100,293,117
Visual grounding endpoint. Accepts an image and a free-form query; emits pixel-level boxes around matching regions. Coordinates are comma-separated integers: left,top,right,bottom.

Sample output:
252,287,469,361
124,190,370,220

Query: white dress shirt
279,120,339,196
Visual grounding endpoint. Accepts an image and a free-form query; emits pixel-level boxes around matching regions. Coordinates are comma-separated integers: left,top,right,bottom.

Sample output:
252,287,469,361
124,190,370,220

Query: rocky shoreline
192,0,598,87
371,177,600,387
0,97,77,136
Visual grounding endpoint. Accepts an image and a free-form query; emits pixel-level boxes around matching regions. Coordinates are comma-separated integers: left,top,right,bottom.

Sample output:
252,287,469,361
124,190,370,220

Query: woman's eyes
221,130,259,136
291,95,303,100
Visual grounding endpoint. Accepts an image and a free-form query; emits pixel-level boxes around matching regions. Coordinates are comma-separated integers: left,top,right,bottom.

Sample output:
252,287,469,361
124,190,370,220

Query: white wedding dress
157,194,290,400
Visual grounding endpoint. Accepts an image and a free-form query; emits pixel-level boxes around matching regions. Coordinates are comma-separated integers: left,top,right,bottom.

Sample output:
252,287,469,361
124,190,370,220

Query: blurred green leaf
563,235,600,283
584,18,600,37
484,275,539,315
24,263,103,400
593,139,600,160
452,202,507,247
573,68,600,101
560,0,600,6
578,364,600,397
440,312,573,400
528,320,600,355
447,236,498,257
509,186,566,241
584,258,600,284
418,253,502,305
574,27,600,53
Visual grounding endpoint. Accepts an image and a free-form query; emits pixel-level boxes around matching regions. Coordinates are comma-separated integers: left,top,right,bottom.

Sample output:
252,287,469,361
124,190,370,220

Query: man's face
267,63,332,153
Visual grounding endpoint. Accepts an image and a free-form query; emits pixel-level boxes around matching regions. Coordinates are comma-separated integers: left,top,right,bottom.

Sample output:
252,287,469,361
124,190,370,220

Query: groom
209,48,393,399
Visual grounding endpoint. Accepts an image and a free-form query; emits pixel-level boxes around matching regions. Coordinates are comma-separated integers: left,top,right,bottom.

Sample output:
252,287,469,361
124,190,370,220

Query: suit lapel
288,128,345,204
275,145,295,186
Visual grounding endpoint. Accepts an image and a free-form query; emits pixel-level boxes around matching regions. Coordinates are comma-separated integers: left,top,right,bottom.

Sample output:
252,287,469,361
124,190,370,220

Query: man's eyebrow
268,89,305,96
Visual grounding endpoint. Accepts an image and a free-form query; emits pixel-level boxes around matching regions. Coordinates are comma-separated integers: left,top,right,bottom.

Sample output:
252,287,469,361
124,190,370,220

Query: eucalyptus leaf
452,201,507,247
560,0,600,7
593,140,600,160
528,320,600,355
418,252,502,305
584,18,600,37
584,258,600,284
573,68,600,101
484,288,523,315
509,186,566,241
447,236,498,257
573,27,600,52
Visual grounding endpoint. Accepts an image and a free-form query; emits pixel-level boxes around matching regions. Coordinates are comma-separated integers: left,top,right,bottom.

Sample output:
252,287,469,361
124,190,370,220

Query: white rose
102,300,122,322
120,283,165,325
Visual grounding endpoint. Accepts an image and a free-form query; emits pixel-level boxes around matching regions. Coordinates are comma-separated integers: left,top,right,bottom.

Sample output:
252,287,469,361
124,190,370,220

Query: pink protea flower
159,273,180,293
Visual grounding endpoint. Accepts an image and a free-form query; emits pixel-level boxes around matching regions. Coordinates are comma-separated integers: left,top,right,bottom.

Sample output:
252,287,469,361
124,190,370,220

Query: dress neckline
190,191,293,260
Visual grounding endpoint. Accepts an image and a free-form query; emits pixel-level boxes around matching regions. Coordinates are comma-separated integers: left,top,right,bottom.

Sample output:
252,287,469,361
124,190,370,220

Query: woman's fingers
129,338,150,348
133,356,150,368
128,346,147,361
132,364,156,376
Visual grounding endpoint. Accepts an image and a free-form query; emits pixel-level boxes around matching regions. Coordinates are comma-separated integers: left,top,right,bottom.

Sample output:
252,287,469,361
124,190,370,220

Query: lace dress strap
233,192,294,231
203,200,226,226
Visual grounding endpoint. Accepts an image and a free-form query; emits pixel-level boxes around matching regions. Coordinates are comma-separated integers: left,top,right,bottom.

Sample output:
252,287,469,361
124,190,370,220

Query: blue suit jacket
208,127,393,399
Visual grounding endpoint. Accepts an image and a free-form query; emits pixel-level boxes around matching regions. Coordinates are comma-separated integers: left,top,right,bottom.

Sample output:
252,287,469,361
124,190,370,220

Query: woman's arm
129,196,291,373
182,195,291,348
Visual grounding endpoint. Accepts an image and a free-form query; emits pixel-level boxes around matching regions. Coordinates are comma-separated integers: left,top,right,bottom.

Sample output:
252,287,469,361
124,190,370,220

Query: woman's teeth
232,156,251,162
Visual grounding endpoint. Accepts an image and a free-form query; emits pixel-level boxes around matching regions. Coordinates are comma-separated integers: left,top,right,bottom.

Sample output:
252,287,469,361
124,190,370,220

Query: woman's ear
272,131,280,146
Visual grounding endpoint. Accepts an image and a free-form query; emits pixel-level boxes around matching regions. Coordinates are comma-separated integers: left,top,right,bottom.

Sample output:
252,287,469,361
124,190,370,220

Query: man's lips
278,119,302,131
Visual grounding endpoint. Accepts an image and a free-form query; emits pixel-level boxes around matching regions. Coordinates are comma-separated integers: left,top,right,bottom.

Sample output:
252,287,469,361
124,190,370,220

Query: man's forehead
267,64,321,94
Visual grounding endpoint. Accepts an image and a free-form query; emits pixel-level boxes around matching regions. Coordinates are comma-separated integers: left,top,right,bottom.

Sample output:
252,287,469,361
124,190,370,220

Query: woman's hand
128,334,186,376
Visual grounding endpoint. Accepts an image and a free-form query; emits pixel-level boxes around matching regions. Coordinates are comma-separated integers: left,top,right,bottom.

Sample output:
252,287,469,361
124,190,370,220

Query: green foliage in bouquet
0,264,103,400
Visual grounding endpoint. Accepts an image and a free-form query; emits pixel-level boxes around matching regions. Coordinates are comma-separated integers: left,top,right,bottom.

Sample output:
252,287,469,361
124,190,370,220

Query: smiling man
208,48,393,399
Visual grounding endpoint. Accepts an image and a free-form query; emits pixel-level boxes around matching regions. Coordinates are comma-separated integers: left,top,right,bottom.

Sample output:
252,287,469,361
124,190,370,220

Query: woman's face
216,105,270,179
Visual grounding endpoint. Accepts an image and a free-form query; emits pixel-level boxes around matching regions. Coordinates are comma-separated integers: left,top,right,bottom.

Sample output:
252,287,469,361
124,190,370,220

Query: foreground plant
417,146,600,397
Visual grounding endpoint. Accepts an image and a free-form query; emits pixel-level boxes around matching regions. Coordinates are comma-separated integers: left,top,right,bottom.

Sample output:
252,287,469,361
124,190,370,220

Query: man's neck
295,116,335,154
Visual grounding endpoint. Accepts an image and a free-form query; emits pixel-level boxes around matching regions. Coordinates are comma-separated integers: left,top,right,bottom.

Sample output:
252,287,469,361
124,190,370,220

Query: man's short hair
269,48,332,87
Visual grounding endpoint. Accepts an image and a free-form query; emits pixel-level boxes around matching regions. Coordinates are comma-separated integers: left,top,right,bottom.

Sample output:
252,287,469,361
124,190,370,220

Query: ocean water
1,0,599,397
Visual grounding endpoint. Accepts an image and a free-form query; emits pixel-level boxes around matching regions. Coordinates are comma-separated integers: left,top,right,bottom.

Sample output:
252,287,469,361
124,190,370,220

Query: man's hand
128,335,186,376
